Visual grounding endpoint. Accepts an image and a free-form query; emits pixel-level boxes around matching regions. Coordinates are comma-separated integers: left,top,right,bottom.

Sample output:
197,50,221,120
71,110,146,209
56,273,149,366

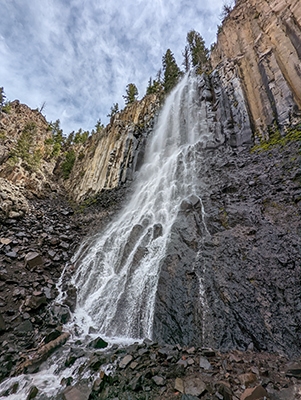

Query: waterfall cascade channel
0,73,212,398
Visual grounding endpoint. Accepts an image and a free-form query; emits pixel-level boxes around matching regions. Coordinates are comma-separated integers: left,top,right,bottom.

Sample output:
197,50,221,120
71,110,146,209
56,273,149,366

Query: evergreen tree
123,83,138,105
186,30,209,74
107,103,119,118
0,87,5,108
146,77,163,95
182,45,190,72
95,118,104,132
162,49,181,93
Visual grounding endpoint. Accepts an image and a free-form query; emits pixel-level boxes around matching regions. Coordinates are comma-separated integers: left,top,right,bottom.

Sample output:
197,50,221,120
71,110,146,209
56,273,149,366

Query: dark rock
50,304,71,324
65,348,85,368
24,294,47,310
44,328,62,344
63,285,77,312
88,337,108,349
286,362,301,379
0,313,6,332
153,223,163,240
16,320,33,334
26,385,38,399
25,252,43,269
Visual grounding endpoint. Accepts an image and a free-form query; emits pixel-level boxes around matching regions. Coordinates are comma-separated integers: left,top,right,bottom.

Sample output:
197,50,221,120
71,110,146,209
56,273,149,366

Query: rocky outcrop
65,93,160,202
153,137,301,357
0,101,62,224
211,0,301,138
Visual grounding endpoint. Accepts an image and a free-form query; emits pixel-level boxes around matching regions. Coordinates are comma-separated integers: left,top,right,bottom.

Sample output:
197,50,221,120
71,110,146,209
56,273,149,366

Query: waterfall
71,73,208,342
0,73,212,399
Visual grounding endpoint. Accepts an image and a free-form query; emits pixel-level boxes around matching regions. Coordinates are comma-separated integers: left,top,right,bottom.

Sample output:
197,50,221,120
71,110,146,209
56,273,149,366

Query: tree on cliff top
123,83,138,105
162,49,181,93
185,30,209,74
0,87,5,108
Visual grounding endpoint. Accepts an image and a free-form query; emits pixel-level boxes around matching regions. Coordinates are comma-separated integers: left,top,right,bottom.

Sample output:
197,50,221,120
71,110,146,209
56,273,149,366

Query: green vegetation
123,83,138,105
10,122,42,170
146,76,163,95
162,49,181,93
251,124,301,152
61,149,76,179
0,130,6,141
95,119,104,132
107,103,119,119
2,102,12,114
185,30,210,74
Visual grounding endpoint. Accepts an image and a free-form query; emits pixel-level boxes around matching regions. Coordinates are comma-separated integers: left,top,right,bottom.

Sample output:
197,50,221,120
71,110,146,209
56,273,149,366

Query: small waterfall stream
0,73,212,398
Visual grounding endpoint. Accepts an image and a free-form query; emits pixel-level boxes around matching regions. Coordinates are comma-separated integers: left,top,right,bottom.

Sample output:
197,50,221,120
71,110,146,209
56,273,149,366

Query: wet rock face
153,141,301,356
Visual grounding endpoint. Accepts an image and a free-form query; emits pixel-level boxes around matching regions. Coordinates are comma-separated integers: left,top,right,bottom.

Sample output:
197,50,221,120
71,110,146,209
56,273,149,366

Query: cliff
65,94,161,202
211,0,301,138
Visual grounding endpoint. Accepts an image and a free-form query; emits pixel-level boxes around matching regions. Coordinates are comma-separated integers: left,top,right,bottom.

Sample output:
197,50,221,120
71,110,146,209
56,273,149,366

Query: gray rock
17,320,33,333
119,354,133,369
199,356,212,370
184,377,206,397
0,313,6,332
152,375,165,386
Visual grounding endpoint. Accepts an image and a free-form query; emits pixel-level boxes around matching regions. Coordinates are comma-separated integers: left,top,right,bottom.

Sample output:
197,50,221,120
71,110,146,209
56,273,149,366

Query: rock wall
65,94,160,202
211,0,301,138
0,101,58,219
153,137,301,356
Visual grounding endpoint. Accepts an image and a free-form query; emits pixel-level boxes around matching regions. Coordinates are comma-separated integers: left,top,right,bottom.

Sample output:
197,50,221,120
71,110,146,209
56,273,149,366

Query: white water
71,73,209,341
0,73,212,399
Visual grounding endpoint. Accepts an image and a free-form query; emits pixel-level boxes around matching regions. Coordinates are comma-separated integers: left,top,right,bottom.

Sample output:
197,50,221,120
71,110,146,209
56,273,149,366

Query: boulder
25,252,43,269
184,377,206,397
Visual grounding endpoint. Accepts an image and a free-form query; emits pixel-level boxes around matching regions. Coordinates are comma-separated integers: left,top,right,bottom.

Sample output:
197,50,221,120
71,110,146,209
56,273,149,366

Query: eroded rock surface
211,0,301,137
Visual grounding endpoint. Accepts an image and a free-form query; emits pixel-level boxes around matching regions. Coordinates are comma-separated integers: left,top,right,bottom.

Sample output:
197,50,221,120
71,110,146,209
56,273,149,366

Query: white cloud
0,0,224,133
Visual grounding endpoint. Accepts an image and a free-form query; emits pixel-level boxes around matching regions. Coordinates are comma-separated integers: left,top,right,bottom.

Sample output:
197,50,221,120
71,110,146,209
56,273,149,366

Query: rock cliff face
0,101,57,219
65,94,160,202
211,0,301,139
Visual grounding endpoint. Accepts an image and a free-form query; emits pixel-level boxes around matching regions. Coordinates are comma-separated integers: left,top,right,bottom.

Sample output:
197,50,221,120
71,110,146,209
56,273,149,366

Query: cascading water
0,72,211,398
71,72,209,342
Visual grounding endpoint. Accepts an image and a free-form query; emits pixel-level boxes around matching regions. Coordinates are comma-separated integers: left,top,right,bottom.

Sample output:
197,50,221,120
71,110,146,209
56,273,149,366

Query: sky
0,0,226,134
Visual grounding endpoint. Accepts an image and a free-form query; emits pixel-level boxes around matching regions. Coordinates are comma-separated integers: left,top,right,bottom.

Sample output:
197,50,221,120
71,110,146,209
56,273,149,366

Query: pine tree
0,87,5,108
162,49,181,93
186,30,209,74
107,103,119,118
123,83,138,105
182,45,190,72
146,77,163,95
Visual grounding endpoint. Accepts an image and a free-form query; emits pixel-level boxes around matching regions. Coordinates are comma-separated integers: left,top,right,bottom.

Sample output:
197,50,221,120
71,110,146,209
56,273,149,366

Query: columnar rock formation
211,0,301,138
65,93,161,202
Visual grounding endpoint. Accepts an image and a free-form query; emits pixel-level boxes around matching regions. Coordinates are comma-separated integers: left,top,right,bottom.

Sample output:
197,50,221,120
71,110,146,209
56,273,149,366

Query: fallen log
13,331,70,375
